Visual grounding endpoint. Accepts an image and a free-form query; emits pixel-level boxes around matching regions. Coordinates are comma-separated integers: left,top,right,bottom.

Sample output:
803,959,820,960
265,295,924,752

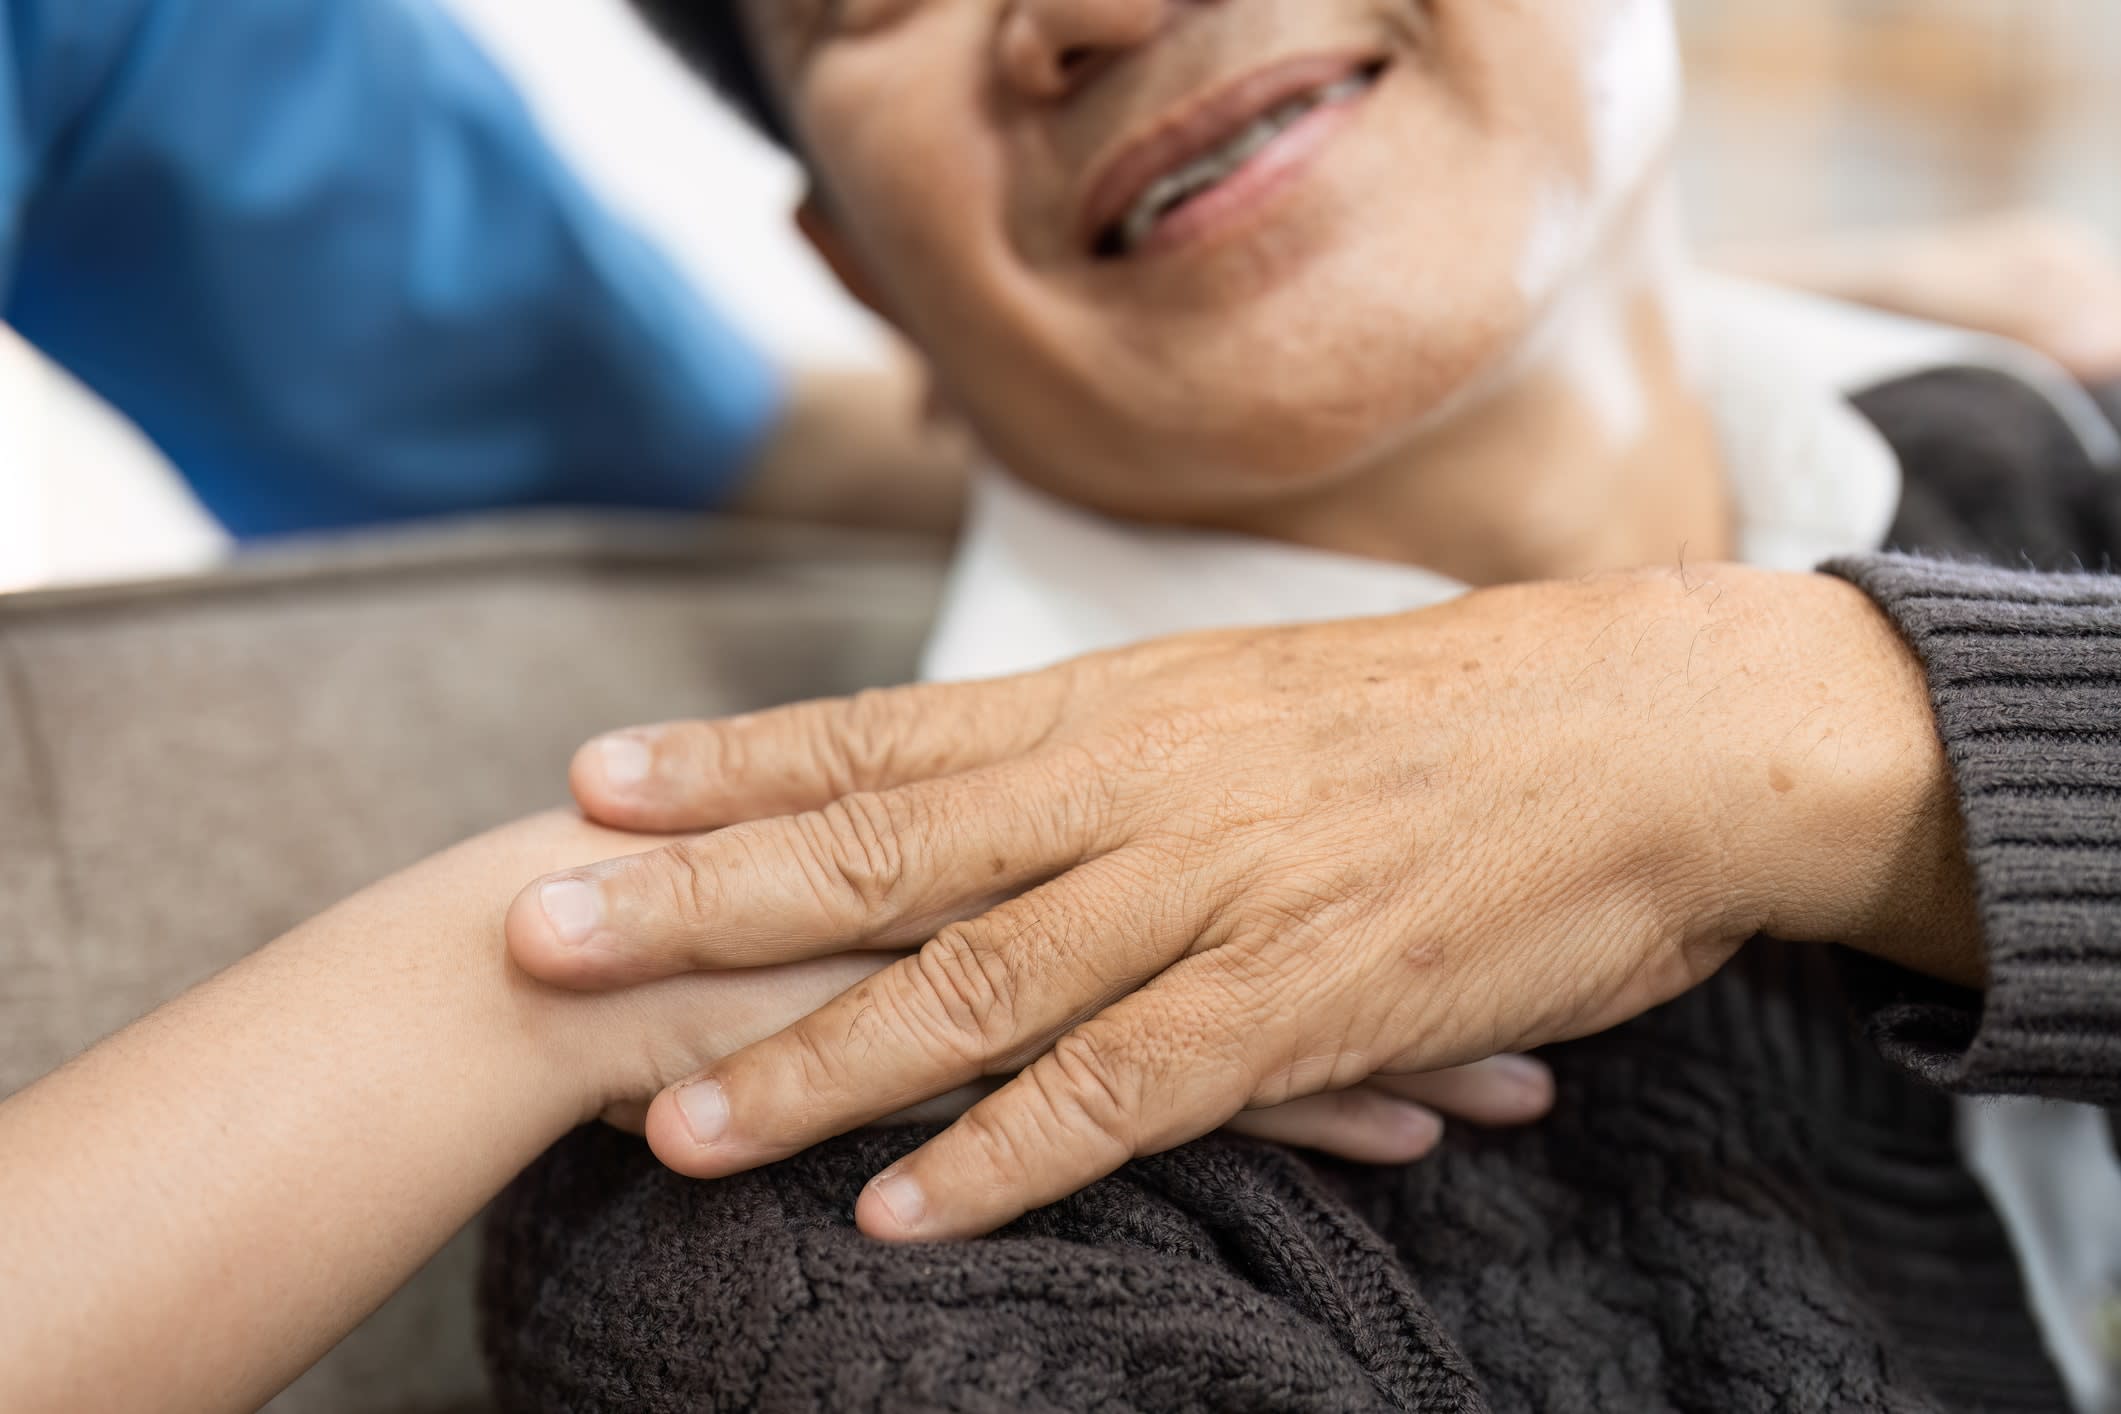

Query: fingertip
1312,1100,1444,1165
503,876,576,980
852,1196,906,1242
854,1169,924,1241
570,730,660,828
504,873,614,990
1484,1054,1555,1123
1230,1094,1446,1165
1397,1103,1446,1157
1382,1055,1555,1127
643,1085,733,1180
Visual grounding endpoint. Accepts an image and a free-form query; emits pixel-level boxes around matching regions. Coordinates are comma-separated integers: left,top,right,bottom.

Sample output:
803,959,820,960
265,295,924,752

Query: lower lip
1124,81,1376,262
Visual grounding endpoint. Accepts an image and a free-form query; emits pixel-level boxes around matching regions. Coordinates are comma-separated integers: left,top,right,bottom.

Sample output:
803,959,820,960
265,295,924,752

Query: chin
1068,409,1405,521
1184,418,1384,494
1139,315,1519,491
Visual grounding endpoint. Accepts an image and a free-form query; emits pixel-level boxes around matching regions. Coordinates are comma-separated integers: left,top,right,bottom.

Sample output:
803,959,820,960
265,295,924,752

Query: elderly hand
508,565,1979,1241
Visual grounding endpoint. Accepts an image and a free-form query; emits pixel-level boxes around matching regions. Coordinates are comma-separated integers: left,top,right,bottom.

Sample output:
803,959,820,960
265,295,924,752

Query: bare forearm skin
0,811,880,1414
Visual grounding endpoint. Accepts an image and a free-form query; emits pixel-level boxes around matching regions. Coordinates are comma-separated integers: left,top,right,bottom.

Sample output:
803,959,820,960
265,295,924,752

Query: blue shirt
0,0,783,535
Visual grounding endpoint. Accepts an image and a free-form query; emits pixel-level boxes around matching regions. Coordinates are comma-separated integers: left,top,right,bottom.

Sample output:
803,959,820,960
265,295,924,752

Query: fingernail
538,877,604,947
1488,1054,1552,1098
1395,1105,1445,1148
675,1080,728,1145
868,1169,927,1230
595,733,654,791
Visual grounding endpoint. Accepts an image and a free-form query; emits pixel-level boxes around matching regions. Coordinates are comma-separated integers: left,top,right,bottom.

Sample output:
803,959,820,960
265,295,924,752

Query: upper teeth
1113,74,1372,255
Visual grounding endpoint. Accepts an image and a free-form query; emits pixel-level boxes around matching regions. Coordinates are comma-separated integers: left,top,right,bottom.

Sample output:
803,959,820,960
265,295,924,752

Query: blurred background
1679,0,2121,245
5,0,2119,591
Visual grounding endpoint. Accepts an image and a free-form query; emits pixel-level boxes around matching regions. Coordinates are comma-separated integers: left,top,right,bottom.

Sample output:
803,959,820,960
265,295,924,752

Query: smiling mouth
1089,57,1388,261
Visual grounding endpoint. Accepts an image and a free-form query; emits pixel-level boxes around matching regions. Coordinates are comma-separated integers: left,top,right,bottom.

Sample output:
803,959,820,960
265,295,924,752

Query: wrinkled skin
510,565,1977,1239
760,0,1685,533
510,0,1979,1241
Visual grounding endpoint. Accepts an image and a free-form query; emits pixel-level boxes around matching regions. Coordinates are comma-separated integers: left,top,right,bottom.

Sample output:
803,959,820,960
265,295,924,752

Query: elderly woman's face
755,0,1681,520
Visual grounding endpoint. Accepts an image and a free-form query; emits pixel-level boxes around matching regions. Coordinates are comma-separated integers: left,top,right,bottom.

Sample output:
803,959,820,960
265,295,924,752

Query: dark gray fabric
1827,371,2121,1113
486,951,2054,1414
1828,554,2121,1108
482,369,2120,1414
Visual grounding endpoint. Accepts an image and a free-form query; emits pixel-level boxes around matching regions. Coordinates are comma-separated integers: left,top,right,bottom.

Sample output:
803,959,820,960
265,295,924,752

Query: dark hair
630,1,795,150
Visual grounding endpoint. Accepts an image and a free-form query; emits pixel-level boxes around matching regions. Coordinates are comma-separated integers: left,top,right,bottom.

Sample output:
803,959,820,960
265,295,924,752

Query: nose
997,0,1196,100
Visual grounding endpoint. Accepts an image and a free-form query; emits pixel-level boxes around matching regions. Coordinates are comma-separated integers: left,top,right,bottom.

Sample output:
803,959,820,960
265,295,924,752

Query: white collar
921,275,2101,684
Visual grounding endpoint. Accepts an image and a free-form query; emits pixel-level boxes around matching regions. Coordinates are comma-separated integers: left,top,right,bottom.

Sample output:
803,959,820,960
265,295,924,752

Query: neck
1205,214,1729,587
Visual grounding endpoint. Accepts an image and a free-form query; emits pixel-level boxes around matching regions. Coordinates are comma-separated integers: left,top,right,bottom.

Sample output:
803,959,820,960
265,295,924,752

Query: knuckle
1212,942,1301,1018
831,688,910,790
1113,702,1216,773
905,927,1021,1069
1130,830,1240,932
1038,741,1125,840
953,1102,1047,1193
1241,864,1374,937
1219,885,1324,949
780,1015,854,1102
1036,1030,1141,1155
799,790,910,918
685,720,745,793
650,839,721,933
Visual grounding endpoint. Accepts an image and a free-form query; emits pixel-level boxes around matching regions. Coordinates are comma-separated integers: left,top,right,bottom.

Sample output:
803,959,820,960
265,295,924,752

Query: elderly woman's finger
847,979,1264,1242
570,673,1069,834
636,850,1197,1179
508,758,1115,988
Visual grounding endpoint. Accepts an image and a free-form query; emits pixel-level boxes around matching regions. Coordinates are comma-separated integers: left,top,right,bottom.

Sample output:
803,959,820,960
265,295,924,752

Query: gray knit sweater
482,367,2121,1414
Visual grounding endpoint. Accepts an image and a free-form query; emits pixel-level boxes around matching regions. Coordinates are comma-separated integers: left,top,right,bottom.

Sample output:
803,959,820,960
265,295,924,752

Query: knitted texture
1829,368,2121,1112
484,950,2047,1413
483,368,2115,1413
484,1124,1485,1413
1827,554,2121,1108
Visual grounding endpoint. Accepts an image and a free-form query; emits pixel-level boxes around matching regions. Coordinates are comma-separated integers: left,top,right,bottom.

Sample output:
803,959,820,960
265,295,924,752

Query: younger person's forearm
0,818,619,1414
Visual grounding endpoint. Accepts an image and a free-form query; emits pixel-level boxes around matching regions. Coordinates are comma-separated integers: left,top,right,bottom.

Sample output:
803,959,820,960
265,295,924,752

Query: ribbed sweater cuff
1824,552,2121,1108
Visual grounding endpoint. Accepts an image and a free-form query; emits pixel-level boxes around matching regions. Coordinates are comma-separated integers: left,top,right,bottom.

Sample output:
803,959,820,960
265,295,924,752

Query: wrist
1730,573,1985,984
308,816,622,1136
452,816,683,1130
553,952,903,1125
337,810,709,1134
